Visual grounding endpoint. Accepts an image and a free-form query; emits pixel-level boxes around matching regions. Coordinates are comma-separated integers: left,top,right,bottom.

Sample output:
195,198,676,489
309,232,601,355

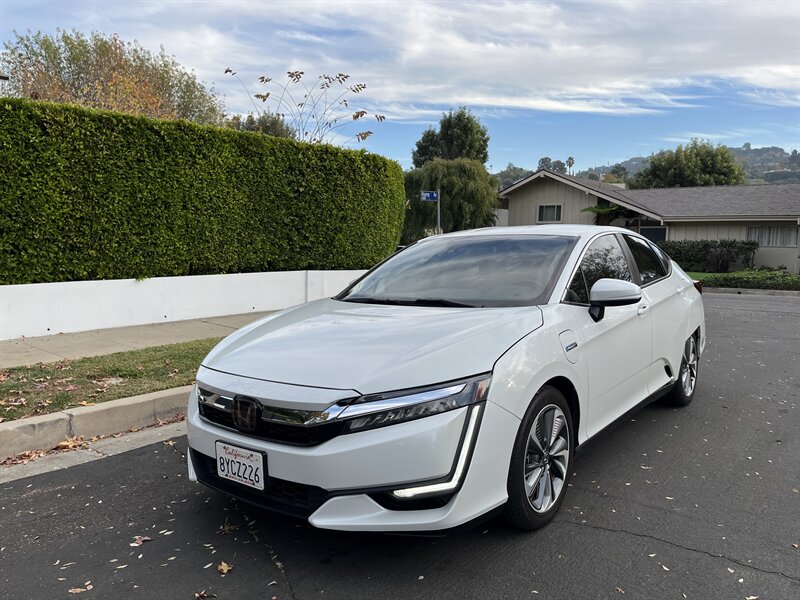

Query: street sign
420,191,439,202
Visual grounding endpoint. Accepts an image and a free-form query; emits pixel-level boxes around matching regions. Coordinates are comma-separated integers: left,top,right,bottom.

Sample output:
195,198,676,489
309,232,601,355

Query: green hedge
657,239,758,272
0,99,405,284
697,270,800,291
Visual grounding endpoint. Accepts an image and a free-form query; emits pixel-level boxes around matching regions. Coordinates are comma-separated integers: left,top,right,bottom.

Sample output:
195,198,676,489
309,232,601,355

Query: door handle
637,304,649,316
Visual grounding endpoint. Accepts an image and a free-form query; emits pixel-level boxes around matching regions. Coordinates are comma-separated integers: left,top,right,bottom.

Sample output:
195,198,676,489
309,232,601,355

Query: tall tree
551,159,567,174
566,156,575,174
629,139,746,189
537,156,552,171
1,29,223,124
402,158,498,244
412,127,443,168
411,107,489,168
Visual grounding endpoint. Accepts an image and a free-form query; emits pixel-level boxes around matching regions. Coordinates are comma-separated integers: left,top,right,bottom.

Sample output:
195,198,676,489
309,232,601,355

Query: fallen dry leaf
56,436,86,451
67,588,86,594
615,587,625,594
194,592,217,599
661,564,670,571
217,561,233,575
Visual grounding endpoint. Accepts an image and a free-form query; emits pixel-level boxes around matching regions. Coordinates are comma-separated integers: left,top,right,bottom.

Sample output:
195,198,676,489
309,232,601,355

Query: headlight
337,374,491,433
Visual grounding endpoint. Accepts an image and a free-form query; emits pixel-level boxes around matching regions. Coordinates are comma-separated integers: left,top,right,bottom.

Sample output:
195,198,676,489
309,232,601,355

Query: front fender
488,323,589,445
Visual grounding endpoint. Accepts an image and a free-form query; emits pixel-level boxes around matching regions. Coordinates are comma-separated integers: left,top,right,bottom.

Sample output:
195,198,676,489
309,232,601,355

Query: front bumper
186,389,519,531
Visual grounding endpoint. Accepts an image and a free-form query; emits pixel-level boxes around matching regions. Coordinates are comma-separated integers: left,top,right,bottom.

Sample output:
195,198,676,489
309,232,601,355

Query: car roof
433,224,633,241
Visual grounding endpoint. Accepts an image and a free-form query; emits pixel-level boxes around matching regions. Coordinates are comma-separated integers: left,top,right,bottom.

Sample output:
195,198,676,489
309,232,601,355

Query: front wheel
505,386,574,530
664,334,699,407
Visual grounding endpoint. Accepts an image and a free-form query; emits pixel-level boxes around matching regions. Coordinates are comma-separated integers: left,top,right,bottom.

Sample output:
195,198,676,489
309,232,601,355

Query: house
499,170,800,273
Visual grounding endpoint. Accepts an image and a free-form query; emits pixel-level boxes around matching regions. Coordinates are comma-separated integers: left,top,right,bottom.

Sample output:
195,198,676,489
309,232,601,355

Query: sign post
420,190,441,235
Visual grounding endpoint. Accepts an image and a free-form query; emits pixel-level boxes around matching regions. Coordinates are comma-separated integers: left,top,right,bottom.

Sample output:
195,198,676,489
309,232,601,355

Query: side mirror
588,279,642,322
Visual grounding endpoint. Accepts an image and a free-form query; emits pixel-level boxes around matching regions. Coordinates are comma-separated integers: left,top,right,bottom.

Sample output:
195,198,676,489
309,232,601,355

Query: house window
639,226,667,242
747,226,799,247
538,204,562,223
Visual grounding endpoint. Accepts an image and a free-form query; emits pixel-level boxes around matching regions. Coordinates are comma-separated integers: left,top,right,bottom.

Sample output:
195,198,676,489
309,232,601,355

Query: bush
696,270,800,291
0,99,405,285
657,239,758,272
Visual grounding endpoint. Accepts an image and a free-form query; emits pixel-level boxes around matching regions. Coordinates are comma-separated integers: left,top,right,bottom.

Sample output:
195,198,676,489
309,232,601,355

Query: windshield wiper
340,297,475,308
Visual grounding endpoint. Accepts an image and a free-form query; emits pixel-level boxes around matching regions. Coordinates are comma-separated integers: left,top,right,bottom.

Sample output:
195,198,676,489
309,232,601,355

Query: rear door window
623,235,667,285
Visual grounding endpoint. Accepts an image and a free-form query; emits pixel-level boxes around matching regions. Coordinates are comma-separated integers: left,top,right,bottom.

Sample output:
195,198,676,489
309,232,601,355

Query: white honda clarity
187,225,705,532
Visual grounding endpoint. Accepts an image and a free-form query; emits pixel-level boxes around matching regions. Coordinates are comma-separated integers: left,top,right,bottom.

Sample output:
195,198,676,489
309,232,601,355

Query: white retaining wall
0,270,366,340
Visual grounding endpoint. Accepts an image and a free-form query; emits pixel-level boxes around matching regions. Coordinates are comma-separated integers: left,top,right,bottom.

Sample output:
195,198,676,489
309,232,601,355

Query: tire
664,334,699,407
505,385,574,530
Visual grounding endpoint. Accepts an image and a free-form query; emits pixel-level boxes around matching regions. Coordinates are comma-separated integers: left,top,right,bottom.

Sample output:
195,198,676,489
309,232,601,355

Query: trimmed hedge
697,270,800,291
0,99,405,285
657,239,758,272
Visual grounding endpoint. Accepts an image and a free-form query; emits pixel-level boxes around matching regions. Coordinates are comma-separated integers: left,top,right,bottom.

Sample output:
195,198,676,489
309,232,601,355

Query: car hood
201,298,543,394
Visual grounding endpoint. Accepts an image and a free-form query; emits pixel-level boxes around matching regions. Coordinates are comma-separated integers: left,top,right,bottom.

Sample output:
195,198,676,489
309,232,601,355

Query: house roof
622,184,800,220
500,169,800,222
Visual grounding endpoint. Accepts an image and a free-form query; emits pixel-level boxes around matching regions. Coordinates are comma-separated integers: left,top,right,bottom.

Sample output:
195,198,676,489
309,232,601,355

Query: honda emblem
232,397,259,431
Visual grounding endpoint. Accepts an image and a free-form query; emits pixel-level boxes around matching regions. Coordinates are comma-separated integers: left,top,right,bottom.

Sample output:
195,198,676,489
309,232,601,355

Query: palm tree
566,156,575,175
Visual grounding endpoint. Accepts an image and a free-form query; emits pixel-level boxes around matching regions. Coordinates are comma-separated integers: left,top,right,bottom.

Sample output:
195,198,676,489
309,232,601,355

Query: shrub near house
657,240,759,272
0,99,405,285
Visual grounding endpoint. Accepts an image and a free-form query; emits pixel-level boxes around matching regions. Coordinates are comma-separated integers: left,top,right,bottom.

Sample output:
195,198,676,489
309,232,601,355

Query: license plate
215,441,265,491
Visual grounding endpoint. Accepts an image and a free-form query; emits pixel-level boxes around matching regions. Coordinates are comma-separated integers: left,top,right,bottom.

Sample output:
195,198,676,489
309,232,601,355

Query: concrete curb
0,385,192,460
704,287,800,297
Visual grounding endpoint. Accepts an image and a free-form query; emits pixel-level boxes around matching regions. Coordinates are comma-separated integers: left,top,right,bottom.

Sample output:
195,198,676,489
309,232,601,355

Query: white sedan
186,225,705,532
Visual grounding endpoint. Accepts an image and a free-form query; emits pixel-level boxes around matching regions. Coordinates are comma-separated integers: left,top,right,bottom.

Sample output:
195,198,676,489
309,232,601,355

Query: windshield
337,234,577,307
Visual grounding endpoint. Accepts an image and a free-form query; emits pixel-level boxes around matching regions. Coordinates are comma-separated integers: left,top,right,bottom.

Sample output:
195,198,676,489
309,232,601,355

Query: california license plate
215,441,265,491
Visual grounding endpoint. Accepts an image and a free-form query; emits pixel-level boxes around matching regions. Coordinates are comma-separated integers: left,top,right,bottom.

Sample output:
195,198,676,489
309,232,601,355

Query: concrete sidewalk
0,311,272,369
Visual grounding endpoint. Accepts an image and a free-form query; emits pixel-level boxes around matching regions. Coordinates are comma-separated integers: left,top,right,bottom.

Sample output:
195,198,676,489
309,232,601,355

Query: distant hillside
577,144,800,184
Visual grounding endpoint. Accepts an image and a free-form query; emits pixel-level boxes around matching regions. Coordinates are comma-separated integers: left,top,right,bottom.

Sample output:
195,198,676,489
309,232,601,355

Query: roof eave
662,215,800,222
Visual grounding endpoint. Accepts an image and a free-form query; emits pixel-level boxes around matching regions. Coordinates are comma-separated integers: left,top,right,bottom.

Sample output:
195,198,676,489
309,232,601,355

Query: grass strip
0,337,223,422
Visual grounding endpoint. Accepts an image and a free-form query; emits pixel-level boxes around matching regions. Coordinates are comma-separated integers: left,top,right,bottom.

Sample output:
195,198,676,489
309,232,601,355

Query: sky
2,0,799,172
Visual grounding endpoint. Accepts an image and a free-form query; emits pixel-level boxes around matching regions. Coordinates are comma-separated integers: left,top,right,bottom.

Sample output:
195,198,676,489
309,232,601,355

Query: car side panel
643,271,689,392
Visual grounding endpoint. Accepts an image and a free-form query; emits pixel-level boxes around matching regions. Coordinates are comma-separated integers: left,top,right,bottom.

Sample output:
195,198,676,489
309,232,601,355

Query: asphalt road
1,293,798,600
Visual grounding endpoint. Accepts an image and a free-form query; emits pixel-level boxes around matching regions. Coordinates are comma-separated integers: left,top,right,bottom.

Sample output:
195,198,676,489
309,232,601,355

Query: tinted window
649,241,671,274
624,234,667,284
565,235,632,304
338,235,577,308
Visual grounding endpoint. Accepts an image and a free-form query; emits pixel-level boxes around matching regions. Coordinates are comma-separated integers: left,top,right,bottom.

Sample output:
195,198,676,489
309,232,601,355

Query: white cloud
6,0,799,120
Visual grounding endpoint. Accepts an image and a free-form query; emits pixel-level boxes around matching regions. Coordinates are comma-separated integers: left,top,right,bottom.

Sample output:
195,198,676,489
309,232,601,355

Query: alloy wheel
523,404,570,513
680,336,698,396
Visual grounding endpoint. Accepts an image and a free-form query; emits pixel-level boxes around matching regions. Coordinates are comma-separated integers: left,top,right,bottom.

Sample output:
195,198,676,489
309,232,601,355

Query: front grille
191,449,329,519
198,402,346,446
